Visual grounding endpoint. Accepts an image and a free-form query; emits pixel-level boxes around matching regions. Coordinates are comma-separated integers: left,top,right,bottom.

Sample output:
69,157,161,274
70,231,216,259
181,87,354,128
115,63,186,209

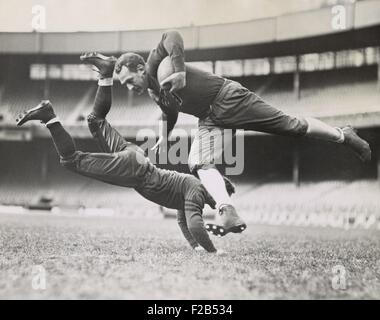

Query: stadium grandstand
0,0,380,229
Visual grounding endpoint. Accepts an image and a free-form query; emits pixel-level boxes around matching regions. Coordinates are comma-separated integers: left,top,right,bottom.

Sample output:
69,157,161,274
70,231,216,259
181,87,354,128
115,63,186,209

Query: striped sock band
45,117,60,127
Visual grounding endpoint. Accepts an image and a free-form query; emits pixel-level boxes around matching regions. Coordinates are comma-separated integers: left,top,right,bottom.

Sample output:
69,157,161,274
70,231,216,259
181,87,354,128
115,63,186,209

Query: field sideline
0,211,379,299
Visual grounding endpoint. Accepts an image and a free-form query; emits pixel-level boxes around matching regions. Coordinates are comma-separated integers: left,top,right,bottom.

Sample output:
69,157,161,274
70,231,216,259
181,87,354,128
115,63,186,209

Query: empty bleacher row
0,79,162,126
1,168,379,222
0,66,379,130
0,80,96,125
238,66,380,119
235,180,380,219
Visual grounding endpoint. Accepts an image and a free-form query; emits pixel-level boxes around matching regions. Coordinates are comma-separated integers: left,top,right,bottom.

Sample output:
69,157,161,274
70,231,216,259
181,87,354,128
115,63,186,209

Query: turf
0,212,379,299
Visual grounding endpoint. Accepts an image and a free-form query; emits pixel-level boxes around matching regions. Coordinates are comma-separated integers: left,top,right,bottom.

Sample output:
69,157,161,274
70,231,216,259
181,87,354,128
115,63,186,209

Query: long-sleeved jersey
146,31,225,121
64,137,218,252
134,148,218,252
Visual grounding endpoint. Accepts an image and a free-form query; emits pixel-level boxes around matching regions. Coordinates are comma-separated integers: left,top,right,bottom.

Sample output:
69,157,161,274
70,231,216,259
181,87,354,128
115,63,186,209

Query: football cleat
80,52,116,78
16,100,56,126
341,126,371,162
206,223,226,237
205,223,247,237
218,204,247,234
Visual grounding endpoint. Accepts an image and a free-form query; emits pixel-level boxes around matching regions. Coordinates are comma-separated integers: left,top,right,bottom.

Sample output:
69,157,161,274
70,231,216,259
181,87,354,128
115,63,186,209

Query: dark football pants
188,79,308,172
209,79,308,134
60,116,143,188
64,116,217,252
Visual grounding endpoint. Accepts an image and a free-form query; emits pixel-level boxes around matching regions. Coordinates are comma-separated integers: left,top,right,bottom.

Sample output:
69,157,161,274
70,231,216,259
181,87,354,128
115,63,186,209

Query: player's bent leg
16,101,135,187
91,82,112,119
188,126,246,233
80,52,116,79
87,114,129,153
81,52,116,119
59,150,138,187
210,80,308,137
188,126,225,195
86,65,131,153
304,118,371,162
16,101,76,159
211,80,371,162
303,117,342,142
188,125,230,207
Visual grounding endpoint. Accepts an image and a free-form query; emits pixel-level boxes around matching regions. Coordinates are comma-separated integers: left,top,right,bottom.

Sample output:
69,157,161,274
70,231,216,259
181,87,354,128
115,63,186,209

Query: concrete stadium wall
355,0,380,28
0,0,379,55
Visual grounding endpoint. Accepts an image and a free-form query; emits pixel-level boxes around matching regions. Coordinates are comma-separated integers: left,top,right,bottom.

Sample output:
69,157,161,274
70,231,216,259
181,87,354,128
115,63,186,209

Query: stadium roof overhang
0,0,379,61
0,25,379,65
185,25,380,61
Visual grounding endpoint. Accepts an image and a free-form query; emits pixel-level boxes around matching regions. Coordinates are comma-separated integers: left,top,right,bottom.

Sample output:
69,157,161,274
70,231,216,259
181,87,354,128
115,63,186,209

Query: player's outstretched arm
176,209,199,249
184,200,217,253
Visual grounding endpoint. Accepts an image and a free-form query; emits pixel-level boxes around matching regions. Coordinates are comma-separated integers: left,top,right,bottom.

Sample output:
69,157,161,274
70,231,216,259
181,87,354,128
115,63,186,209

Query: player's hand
148,88,159,103
160,71,186,93
216,249,227,256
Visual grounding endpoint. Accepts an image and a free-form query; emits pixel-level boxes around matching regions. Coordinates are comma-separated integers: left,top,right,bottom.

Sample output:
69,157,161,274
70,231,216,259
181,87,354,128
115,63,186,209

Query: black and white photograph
0,0,379,303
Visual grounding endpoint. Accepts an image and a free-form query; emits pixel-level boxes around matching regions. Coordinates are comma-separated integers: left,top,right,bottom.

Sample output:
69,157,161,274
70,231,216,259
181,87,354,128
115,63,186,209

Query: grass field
0,211,379,299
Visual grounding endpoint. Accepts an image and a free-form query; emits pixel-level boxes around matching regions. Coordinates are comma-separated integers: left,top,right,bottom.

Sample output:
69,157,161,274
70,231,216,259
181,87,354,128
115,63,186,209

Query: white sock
98,78,113,86
197,168,233,210
305,117,344,143
45,117,60,126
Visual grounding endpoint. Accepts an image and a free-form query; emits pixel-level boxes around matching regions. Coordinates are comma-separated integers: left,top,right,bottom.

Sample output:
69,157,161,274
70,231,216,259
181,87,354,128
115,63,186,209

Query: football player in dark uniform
111,30,371,236
15,55,236,253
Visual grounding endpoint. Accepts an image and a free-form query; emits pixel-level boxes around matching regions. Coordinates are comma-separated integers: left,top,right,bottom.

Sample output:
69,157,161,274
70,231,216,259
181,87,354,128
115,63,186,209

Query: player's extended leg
80,52,134,154
16,101,142,188
188,125,247,234
211,80,371,162
16,100,75,158
87,80,133,154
